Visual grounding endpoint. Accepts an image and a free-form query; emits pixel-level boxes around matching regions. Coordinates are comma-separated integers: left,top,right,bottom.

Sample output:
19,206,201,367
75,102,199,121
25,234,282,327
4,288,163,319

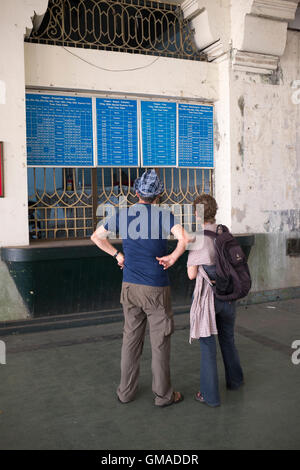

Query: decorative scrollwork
28,167,213,240
26,0,206,61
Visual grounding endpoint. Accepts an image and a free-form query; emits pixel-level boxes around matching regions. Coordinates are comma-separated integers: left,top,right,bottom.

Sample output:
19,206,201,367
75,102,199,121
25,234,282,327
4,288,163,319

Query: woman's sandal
158,391,184,407
194,391,220,407
194,392,206,403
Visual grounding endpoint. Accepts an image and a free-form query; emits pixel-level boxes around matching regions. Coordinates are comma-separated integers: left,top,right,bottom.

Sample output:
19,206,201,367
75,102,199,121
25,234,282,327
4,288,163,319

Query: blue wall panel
178,104,213,168
26,94,94,167
96,98,139,167
26,94,214,169
141,101,177,167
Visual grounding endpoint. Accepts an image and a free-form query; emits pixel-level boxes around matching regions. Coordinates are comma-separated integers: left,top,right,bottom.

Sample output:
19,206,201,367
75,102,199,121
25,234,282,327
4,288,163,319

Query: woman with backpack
187,194,244,407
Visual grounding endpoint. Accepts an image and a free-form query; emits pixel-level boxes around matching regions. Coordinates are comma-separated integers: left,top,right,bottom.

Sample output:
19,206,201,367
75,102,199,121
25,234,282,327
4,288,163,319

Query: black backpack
204,225,252,301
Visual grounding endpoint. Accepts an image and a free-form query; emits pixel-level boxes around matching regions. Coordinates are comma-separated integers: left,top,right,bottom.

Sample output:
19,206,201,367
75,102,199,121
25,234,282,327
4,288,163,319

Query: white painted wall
217,30,300,291
228,30,300,234
0,2,29,246
24,43,219,101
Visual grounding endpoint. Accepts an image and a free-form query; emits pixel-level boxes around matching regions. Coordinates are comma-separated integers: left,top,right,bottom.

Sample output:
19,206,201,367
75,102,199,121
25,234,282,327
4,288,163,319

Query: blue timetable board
141,101,176,167
96,98,139,167
178,104,214,168
26,94,94,166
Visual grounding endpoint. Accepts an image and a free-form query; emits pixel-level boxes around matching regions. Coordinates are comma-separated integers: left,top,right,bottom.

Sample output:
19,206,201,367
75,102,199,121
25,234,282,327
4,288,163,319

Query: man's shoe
157,391,184,408
117,395,133,404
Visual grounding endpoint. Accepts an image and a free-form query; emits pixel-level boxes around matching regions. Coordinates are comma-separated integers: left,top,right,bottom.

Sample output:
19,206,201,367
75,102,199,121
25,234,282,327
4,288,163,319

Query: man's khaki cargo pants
117,282,175,406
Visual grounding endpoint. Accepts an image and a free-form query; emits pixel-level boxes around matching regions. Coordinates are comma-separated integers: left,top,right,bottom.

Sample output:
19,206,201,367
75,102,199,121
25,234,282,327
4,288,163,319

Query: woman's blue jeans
199,298,244,407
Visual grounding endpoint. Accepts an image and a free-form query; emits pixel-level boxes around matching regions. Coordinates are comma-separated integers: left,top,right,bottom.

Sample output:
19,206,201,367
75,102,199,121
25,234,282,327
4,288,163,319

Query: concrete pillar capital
233,0,298,60
181,0,231,61
182,0,298,73
249,0,298,21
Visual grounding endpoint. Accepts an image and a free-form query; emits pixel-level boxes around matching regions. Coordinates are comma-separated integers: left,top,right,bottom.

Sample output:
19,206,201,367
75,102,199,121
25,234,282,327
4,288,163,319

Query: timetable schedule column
26,94,94,167
96,98,139,167
178,104,214,168
141,101,177,167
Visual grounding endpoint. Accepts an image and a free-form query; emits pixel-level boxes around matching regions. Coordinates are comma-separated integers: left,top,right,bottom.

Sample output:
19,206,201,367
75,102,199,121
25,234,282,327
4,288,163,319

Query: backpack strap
217,224,229,234
204,225,229,238
204,229,217,239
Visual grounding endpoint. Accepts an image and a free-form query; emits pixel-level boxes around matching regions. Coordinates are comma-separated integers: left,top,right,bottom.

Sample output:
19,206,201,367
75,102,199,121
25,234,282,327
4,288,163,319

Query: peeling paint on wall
261,65,284,86
238,96,245,117
214,119,221,151
232,206,247,223
238,140,244,158
238,96,245,164
263,210,300,233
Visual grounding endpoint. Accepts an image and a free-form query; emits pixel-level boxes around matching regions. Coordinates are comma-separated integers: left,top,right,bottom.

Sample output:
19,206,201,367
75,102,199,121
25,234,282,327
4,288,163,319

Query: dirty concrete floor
0,298,300,450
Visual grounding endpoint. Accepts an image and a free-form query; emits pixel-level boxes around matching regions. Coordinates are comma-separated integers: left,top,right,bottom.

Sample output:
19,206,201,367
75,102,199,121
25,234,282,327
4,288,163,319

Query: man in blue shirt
91,169,189,407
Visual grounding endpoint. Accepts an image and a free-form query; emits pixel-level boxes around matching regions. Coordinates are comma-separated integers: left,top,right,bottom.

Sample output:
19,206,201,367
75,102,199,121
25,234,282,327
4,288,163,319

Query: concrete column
0,0,48,247
214,58,233,227
0,0,48,320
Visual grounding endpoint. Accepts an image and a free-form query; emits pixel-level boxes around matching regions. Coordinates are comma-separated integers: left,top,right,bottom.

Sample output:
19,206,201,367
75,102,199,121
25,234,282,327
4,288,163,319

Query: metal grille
25,0,205,61
28,167,213,240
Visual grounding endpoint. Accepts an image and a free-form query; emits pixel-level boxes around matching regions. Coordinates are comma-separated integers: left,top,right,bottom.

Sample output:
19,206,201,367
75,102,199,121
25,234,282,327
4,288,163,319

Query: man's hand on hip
156,224,191,270
116,252,125,270
156,254,176,270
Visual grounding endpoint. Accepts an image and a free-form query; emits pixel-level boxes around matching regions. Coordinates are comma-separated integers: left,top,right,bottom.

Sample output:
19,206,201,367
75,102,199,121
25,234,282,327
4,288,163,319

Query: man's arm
91,225,125,269
156,224,192,270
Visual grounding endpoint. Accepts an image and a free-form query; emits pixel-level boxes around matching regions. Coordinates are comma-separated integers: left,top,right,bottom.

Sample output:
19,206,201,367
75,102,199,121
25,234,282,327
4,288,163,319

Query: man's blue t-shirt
103,203,175,287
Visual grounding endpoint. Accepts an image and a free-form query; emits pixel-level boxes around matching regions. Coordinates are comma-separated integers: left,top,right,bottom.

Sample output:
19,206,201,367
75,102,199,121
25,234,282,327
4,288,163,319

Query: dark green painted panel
1,236,255,318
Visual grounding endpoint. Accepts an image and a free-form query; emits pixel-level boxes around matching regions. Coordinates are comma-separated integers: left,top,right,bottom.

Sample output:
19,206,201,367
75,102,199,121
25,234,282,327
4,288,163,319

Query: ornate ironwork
25,0,205,61
28,167,213,240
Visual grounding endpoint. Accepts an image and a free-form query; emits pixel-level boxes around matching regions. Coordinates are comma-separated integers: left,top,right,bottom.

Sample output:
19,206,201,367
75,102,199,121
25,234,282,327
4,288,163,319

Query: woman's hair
193,193,218,223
